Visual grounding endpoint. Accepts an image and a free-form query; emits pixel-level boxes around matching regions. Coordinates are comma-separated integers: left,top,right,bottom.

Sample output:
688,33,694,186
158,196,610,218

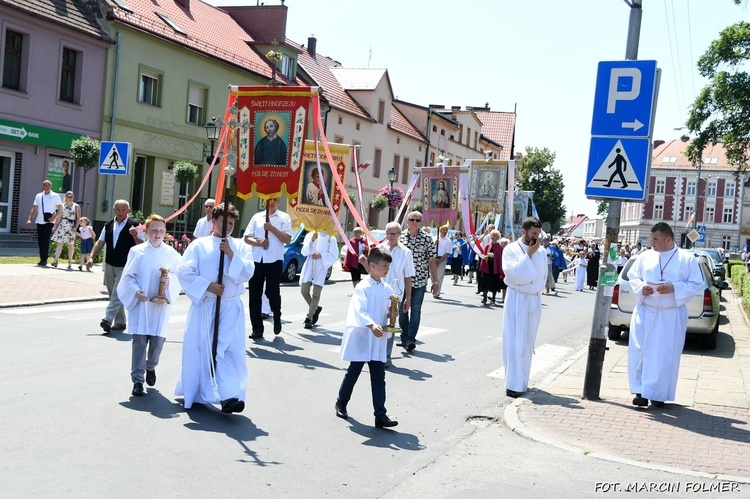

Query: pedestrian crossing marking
586,139,642,191
487,343,573,380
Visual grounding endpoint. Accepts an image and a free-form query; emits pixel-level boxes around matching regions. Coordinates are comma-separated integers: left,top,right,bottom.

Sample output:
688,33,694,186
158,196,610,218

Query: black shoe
260,313,270,320
375,416,398,428
220,397,245,413
249,330,264,339
132,382,144,396
100,319,111,333
273,320,282,335
632,394,648,407
146,369,156,387
396,340,405,347
506,389,523,398
335,401,348,419
312,306,322,324
650,400,665,408
303,319,313,329
406,342,416,352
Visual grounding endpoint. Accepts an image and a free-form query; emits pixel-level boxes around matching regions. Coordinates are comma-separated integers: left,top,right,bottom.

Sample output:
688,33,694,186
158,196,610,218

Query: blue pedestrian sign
696,225,707,243
591,60,659,138
585,137,651,201
99,141,131,176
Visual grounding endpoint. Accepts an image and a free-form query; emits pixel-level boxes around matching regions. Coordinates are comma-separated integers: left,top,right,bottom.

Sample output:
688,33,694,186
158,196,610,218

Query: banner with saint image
289,141,349,233
466,160,508,221
234,86,314,200
420,166,462,227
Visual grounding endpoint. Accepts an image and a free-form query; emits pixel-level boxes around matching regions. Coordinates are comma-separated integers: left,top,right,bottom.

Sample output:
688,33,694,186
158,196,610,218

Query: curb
0,295,108,309
502,282,750,482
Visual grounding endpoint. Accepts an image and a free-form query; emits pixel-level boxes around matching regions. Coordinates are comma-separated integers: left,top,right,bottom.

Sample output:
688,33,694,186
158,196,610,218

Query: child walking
335,247,399,428
76,217,96,272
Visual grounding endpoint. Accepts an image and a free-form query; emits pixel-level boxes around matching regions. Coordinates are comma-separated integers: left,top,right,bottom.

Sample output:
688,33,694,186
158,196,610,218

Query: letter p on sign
607,68,641,113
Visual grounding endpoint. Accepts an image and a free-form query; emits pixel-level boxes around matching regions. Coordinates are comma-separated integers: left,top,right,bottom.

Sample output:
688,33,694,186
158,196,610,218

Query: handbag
41,195,54,222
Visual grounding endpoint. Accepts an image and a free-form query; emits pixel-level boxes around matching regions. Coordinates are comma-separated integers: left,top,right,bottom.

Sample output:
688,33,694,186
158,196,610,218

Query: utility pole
582,0,643,400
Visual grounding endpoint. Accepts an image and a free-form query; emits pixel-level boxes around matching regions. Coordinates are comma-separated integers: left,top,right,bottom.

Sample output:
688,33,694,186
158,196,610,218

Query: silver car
607,254,727,349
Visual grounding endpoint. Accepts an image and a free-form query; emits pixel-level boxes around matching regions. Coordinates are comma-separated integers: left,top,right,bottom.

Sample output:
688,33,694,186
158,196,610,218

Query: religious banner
289,141,349,233
420,166,462,227
513,190,535,240
466,160,508,222
234,86,315,200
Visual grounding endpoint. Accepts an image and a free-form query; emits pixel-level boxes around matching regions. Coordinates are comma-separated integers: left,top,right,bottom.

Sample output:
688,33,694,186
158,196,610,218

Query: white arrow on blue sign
99,141,131,176
591,60,658,138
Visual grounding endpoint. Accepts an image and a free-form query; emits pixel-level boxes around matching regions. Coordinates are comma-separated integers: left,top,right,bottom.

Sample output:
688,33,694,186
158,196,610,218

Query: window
654,178,665,194
187,84,206,125
373,148,381,178
351,140,360,172
653,203,663,219
60,47,79,103
139,69,161,106
704,157,719,164
722,236,732,250
377,100,385,124
706,181,717,197
402,157,410,184
705,206,715,223
684,205,694,222
466,127,471,146
416,160,423,169
393,154,400,181
333,135,344,144
661,156,678,163
723,207,734,224
337,115,342,125
280,54,294,80
3,29,25,90
356,121,360,131
725,182,736,198
686,179,696,196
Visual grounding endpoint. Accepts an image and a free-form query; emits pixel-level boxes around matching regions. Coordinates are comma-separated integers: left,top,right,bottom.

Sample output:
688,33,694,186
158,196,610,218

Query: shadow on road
247,337,340,371
525,389,584,410
120,388,182,419
644,405,750,444
341,417,426,451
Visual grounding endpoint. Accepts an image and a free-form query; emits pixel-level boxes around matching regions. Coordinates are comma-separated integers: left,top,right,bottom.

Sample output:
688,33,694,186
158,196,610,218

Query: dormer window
155,12,186,36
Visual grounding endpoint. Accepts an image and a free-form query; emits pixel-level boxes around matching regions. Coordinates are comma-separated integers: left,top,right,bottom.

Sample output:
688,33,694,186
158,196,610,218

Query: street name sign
99,141,131,176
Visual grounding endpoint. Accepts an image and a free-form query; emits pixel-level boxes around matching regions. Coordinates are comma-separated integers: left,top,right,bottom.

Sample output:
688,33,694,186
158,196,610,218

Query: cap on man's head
542,235,550,241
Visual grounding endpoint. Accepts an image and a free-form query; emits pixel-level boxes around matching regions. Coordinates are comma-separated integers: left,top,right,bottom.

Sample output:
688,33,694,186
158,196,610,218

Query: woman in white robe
574,251,588,291
117,215,182,396
175,206,255,413
627,225,703,405
501,221,547,397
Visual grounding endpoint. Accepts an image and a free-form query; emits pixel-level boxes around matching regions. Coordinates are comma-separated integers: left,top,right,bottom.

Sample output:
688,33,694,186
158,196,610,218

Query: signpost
98,141,131,176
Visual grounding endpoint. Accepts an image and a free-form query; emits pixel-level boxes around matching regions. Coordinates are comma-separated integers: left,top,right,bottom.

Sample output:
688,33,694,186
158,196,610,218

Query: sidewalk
506,287,750,482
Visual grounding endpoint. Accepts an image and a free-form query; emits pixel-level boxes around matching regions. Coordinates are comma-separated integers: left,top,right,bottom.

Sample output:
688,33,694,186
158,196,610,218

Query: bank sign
0,119,82,150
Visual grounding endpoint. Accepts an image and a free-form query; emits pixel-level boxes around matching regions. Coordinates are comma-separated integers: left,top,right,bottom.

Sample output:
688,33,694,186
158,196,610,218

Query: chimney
307,36,317,57
175,0,190,11
222,5,288,43
653,140,665,149
680,134,690,142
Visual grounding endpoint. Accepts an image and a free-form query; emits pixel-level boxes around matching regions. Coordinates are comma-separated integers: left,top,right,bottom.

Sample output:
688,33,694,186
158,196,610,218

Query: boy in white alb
299,230,338,329
335,247,399,429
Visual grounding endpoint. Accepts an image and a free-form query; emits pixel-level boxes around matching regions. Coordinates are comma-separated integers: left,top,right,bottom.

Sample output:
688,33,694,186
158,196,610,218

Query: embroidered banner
513,190,535,239
466,160,508,222
289,141,349,233
234,86,315,200
420,166,462,227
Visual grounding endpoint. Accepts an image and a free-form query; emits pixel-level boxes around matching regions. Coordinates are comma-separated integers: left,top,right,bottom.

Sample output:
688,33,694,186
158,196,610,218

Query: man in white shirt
193,198,215,238
26,179,62,267
433,225,452,298
244,197,293,338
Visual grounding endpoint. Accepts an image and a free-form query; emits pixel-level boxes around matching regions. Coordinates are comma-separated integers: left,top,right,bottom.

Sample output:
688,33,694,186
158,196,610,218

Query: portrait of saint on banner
302,161,333,207
430,178,451,209
253,112,291,167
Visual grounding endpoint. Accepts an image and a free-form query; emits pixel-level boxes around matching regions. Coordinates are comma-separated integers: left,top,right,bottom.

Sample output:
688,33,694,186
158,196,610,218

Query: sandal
67,264,72,270
51,260,58,268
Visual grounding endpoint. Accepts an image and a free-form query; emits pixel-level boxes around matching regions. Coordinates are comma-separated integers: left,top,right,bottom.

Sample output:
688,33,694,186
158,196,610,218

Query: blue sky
209,0,745,220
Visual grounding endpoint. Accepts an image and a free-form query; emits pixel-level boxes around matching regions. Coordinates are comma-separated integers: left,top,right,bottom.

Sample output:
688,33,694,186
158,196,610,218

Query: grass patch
0,256,39,265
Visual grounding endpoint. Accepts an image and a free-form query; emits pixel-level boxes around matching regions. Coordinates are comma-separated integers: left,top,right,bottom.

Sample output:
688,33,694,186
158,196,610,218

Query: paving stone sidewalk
508,288,750,481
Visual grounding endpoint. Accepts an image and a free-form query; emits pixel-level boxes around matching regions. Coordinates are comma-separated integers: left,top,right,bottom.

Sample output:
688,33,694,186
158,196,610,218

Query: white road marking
487,343,573,380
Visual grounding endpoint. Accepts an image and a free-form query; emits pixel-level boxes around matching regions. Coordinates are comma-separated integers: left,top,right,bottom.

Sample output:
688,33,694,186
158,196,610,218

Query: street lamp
387,167,397,221
205,117,219,195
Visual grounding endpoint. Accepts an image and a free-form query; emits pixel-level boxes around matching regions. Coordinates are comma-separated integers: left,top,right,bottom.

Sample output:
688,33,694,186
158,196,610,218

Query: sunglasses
408,218,422,222
205,205,215,208
386,232,400,236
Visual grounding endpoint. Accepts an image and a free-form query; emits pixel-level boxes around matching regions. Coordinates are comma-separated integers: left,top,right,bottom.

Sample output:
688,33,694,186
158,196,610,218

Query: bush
730,263,745,286
371,195,388,212
49,238,102,263
742,273,750,306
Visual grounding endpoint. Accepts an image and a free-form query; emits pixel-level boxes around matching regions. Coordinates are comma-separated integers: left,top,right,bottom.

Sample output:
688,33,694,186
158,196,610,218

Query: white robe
501,241,548,392
299,232,338,286
193,217,213,238
117,242,182,337
175,236,255,409
627,246,703,402
575,256,588,291
340,277,393,363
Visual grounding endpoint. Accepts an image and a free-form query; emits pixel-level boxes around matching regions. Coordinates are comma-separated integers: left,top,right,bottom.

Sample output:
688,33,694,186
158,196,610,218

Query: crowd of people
28,181,696,421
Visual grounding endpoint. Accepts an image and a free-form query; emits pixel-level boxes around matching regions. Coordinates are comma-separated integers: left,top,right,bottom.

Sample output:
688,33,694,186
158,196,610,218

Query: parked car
339,229,387,267
281,226,333,283
685,249,725,290
608,254,728,349
686,248,725,283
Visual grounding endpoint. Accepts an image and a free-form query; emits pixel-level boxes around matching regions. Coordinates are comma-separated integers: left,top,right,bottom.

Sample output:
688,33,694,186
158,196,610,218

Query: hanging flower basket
379,185,404,208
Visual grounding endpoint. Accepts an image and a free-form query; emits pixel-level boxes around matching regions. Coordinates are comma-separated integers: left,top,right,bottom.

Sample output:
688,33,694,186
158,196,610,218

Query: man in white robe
175,204,255,413
627,222,703,407
192,198,215,238
118,215,182,397
379,222,414,367
501,217,547,398
299,230,338,329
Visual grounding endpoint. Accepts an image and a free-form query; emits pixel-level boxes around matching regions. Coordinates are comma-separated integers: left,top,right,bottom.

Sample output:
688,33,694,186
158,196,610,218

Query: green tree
596,200,609,216
69,135,100,206
517,147,566,231
686,7,750,174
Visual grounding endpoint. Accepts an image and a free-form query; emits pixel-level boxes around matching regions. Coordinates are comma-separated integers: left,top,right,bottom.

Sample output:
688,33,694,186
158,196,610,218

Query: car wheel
703,319,719,350
607,324,622,341
282,260,298,283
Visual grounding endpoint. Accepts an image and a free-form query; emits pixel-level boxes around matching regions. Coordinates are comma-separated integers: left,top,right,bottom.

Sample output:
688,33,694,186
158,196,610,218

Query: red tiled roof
473,109,516,159
557,215,587,236
108,0,274,79
1,0,110,41
389,104,427,143
651,139,733,172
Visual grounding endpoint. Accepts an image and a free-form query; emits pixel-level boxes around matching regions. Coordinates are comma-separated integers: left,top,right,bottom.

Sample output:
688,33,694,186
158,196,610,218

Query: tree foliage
516,147,566,231
173,161,199,185
596,200,609,216
69,135,100,170
686,17,750,175
371,194,388,212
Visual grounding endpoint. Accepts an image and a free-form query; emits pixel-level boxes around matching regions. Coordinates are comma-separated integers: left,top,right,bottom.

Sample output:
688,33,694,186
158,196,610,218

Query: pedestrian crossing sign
98,141,131,176
585,137,651,201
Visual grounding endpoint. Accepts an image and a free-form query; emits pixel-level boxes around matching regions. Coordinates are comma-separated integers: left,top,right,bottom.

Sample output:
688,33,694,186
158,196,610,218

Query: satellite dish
542,222,551,233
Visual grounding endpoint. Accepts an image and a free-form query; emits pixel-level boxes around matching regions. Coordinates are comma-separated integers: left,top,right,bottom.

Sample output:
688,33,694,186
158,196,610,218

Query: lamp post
387,167,397,222
205,117,219,196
